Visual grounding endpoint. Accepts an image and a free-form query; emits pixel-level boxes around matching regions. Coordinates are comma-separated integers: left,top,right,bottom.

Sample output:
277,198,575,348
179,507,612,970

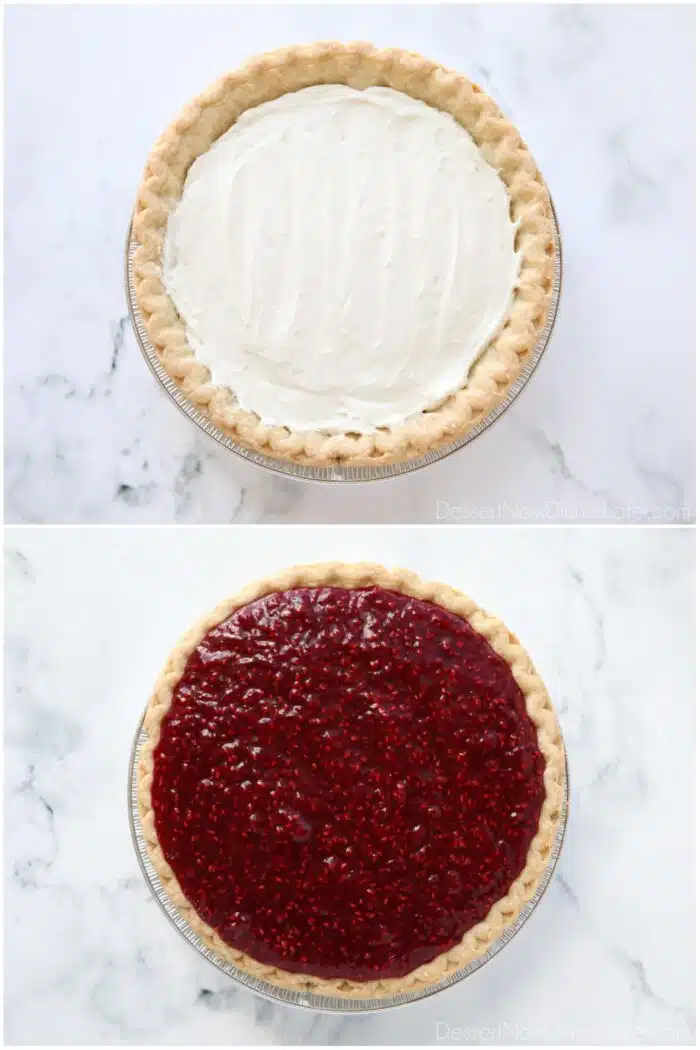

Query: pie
137,563,565,999
132,43,555,468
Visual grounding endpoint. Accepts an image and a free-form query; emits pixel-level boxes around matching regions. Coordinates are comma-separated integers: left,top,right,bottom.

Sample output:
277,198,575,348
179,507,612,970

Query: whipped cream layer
163,85,520,433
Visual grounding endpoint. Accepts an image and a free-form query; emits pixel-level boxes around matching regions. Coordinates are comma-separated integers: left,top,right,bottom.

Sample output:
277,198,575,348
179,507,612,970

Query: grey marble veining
4,526,695,1045
3,5,695,524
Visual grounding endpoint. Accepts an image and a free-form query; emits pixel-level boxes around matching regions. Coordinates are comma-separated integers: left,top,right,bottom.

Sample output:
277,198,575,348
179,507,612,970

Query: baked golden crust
137,562,565,999
132,42,555,468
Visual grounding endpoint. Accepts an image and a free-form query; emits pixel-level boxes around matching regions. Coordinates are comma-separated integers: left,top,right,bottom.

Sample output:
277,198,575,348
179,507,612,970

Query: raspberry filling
151,586,545,982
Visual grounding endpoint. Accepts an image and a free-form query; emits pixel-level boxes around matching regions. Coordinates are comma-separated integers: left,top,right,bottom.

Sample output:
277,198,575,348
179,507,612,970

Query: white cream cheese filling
163,85,520,433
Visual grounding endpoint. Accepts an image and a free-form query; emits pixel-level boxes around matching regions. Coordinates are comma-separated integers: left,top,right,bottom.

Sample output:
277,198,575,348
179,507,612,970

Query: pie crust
137,563,565,999
132,43,556,468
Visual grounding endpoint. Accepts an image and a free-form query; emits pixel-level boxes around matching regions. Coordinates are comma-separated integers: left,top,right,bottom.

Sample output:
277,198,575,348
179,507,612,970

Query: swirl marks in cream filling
163,85,520,433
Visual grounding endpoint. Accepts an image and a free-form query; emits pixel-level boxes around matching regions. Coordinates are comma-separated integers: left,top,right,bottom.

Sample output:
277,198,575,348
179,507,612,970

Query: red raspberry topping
151,586,545,981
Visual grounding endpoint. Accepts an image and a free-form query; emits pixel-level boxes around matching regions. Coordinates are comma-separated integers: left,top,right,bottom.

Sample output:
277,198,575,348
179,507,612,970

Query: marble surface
4,5,695,525
4,525,695,1045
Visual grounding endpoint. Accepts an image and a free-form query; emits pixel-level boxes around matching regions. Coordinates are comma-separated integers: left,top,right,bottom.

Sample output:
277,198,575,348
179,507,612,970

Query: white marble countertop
4,5,695,525
4,525,695,1045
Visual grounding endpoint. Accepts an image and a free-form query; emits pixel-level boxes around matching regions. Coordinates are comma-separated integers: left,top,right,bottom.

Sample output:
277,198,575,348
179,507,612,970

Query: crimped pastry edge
132,42,556,467
137,563,566,999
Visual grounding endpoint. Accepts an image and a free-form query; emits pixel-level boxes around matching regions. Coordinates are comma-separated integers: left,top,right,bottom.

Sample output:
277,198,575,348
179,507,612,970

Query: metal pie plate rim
125,198,561,485
128,714,569,1014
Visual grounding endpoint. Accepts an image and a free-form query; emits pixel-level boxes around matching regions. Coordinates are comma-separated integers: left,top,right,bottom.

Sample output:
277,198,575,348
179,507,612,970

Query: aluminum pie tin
125,197,561,484
128,714,569,1014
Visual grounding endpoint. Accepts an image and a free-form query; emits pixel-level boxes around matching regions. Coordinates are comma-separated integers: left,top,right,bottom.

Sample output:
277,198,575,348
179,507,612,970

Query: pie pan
124,197,561,485
128,712,569,1013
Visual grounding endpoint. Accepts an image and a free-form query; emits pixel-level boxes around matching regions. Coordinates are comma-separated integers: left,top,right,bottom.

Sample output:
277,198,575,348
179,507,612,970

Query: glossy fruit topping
151,586,544,981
